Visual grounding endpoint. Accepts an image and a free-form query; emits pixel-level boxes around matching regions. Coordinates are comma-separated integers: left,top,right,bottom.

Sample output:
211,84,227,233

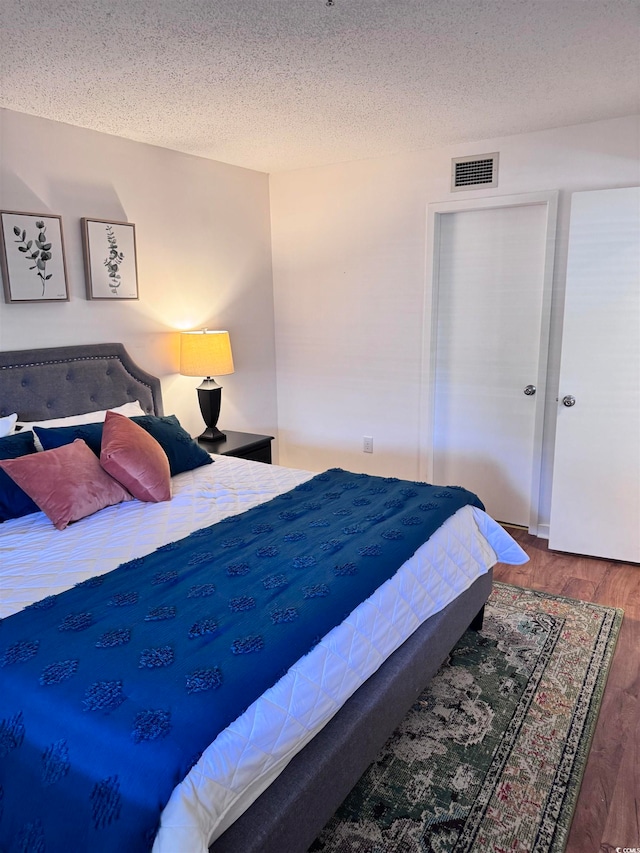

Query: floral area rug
310,583,622,853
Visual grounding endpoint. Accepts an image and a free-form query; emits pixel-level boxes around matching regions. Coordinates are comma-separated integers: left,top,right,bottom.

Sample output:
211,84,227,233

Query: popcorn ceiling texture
0,0,638,173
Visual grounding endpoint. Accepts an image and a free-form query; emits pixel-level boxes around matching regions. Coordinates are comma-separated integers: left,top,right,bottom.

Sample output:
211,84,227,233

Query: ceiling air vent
451,153,499,191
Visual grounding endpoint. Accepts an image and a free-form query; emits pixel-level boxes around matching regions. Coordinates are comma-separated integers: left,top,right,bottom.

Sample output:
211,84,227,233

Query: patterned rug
310,583,622,853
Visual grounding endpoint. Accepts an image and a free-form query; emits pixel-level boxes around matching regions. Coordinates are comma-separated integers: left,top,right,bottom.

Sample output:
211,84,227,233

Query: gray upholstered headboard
0,343,163,421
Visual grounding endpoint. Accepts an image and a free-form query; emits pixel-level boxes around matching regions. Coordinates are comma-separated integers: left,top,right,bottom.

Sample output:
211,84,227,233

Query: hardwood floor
494,530,640,852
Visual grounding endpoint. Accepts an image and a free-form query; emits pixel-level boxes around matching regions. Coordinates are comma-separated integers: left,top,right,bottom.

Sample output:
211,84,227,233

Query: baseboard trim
536,523,550,540
500,522,550,540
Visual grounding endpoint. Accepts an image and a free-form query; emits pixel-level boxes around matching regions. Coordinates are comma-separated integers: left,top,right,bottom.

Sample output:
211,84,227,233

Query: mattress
1,455,527,850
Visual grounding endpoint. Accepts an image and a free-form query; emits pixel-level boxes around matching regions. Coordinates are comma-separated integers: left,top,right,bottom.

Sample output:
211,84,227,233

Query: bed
0,343,528,853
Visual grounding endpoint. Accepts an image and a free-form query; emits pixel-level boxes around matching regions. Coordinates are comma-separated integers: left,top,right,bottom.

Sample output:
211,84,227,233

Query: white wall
270,115,640,528
0,108,278,441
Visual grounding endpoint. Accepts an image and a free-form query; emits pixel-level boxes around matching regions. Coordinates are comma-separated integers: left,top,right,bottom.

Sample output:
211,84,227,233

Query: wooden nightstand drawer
198,430,273,464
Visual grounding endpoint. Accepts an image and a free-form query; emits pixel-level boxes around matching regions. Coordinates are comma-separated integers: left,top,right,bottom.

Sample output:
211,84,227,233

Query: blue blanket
0,469,483,852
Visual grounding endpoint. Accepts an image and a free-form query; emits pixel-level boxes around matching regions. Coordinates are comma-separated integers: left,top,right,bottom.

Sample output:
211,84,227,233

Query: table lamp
180,329,234,441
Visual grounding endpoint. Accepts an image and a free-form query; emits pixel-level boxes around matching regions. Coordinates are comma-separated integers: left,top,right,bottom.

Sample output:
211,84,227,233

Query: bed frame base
469,603,485,632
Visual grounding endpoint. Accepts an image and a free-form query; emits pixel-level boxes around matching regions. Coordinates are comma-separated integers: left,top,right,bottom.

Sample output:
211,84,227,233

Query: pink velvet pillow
100,410,171,503
0,439,132,530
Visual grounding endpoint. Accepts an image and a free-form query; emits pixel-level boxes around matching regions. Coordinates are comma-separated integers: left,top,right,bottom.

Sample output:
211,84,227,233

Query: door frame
418,191,559,535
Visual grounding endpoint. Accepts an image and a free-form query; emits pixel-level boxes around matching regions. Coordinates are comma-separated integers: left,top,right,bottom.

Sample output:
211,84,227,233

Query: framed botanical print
0,211,69,303
82,218,139,300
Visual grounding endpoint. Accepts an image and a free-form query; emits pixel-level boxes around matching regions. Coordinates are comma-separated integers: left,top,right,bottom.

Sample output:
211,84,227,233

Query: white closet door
549,187,640,562
433,203,548,527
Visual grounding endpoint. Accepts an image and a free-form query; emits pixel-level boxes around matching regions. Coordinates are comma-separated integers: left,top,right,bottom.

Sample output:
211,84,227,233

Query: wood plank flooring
494,530,640,852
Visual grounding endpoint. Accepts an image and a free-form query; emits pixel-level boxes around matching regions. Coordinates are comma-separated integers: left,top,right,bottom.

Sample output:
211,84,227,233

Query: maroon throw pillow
100,410,171,503
0,439,132,530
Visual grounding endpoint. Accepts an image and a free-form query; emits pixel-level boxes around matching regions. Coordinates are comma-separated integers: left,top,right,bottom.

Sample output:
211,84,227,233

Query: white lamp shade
180,330,234,377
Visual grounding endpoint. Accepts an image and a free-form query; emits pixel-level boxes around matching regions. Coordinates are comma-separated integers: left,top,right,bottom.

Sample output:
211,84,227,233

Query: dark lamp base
196,381,225,442
198,425,227,442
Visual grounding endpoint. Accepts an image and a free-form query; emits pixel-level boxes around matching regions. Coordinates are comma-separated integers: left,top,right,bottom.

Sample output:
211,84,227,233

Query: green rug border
493,582,624,853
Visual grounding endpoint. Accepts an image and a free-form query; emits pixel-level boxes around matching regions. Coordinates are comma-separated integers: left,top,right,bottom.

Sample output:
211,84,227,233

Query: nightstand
198,430,274,464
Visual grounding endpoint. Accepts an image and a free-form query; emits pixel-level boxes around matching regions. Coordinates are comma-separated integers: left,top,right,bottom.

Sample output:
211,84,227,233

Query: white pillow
0,413,18,438
18,401,146,450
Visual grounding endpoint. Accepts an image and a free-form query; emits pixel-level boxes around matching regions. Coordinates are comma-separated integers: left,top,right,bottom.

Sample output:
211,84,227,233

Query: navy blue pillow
132,415,213,476
0,431,40,522
33,415,212,477
34,423,104,456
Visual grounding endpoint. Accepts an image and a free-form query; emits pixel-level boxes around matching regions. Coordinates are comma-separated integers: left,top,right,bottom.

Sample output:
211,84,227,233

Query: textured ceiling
0,0,638,173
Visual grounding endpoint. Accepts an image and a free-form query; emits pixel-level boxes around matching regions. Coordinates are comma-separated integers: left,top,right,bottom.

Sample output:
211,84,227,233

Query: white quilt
0,456,528,850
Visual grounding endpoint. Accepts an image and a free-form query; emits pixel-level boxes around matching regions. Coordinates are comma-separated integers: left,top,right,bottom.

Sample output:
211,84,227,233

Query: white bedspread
0,456,527,851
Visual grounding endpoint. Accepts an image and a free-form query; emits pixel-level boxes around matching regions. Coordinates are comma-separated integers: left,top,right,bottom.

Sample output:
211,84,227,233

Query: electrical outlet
363,435,373,453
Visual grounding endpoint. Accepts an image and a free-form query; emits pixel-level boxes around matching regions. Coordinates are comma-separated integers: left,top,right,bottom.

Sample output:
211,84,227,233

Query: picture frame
0,211,69,303
81,218,139,300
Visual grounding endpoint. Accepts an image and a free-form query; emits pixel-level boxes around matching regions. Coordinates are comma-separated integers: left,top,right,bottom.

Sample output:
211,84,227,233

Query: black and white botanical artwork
0,211,69,303
82,219,138,300
104,224,124,293
13,220,53,293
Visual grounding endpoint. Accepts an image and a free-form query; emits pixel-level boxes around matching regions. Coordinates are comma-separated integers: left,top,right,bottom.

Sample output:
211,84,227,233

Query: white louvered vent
451,153,499,191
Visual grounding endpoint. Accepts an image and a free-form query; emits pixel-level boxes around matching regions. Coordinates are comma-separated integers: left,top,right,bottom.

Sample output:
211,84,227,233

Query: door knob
523,385,536,396
562,395,576,407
